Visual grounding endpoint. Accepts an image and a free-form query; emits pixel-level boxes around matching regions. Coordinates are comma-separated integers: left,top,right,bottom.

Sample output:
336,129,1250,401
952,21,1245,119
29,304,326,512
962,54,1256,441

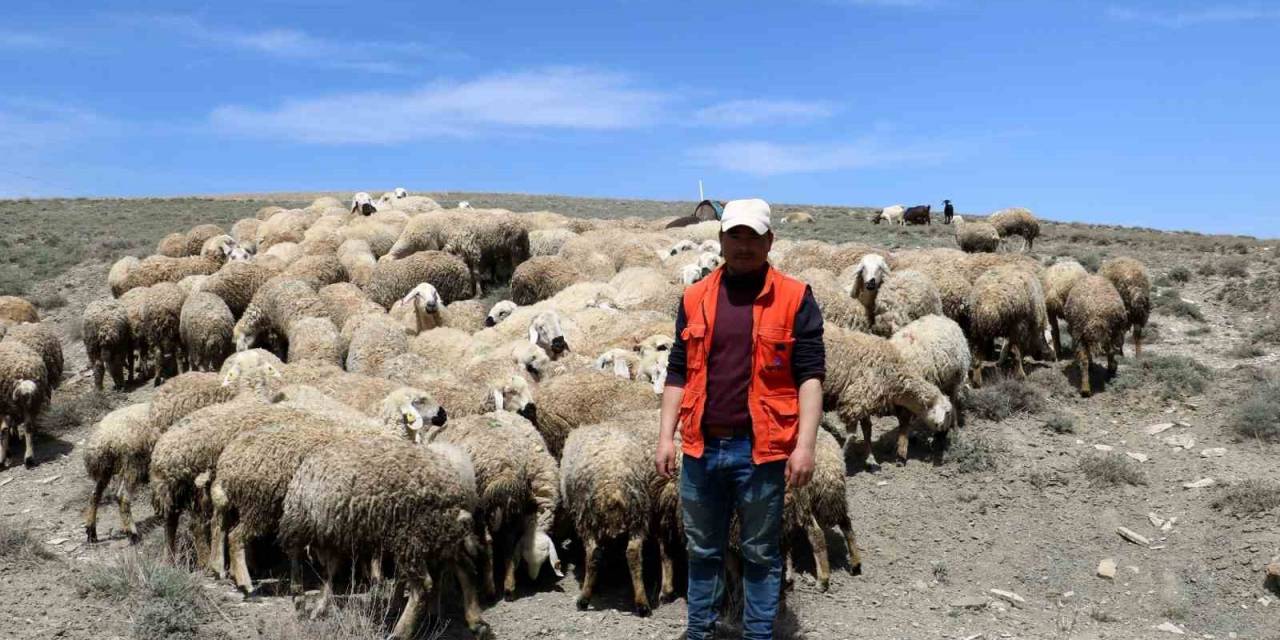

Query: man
943,199,955,224
656,198,825,640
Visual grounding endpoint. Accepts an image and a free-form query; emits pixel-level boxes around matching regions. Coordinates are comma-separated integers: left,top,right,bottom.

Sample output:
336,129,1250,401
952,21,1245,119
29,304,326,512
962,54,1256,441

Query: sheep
255,205,285,221
873,204,905,225
119,288,151,381
82,403,152,543
782,428,862,591
386,356,536,420
157,232,188,257
0,297,37,327
530,369,660,460
350,192,377,215
280,254,346,290
845,253,890,323
443,299,490,333
177,274,209,295
108,256,139,298
316,282,383,335
0,341,49,469
388,212,530,294
82,299,132,390
179,292,234,372
409,328,475,373
699,239,720,254
511,256,585,306
388,283,443,334
119,235,236,293
285,316,344,366
595,348,642,380
201,260,277,318
255,210,310,251
822,325,953,468
307,196,345,212
865,270,944,338
666,239,697,257
426,411,561,600
560,420,653,616
959,251,1043,284
1063,275,1129,397
336,238,376,286
967,264,1054,386
278,437,490,639
529,228,577,257
886,251,973,328
1042,259,1089,358
233,277,327,352
343,219,400,258
798,269,869,331
781,211,815,224
458,200,472,209
140,282,187,385
1099,257,1151,358
230,218,261,251
953,216,1001,253
345,313,409,375
185,224,226,257
888,315,971,460
365,250,475,308
2,322,64,390
988,207,1040,250
260,241,302,268
775,241,881,275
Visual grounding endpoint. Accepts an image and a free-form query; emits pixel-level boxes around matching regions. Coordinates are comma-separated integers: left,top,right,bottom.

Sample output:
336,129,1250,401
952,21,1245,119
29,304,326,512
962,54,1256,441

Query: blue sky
1,1,1277,237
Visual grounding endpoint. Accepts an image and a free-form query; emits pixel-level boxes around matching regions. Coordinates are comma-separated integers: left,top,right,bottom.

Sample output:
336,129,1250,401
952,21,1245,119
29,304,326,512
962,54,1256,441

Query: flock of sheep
0,190,1153,639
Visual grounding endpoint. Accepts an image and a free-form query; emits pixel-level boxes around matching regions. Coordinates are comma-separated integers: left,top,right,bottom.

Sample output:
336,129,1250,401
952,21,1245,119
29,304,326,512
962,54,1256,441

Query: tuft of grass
1226,342,1264,359
1211,480,1280,515
1027,468,1068,490
1219,256,1250,278
966,373,1046,421
943,433,1003,474
1252,317,1280,345
1043,413,1076,434
1078,453,1148,487
29,291,68,310
0,521,58,566
1089,607,1120,623
37,388,118,434
132,598,201,640
1230,383,1280,442
931,561,950,584
86,546,202,604
1110,355,1211,400
260,581,450,640
1027,366,1076,399
1197,261,1218,277
1154,288,1204,321
1185,326,1211,337
1168,266,1192,284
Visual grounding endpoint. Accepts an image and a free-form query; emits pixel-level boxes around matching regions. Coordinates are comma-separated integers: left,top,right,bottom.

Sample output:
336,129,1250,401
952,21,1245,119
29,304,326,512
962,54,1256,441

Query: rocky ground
1,194,1277,640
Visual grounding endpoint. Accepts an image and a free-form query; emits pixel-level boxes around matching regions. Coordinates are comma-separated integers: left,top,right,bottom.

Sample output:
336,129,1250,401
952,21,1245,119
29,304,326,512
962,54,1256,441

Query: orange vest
677,265,807,464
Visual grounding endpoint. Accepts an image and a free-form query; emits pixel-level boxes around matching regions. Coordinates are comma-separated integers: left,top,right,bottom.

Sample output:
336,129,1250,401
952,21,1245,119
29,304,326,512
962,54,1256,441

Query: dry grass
1230,383,1280,442
1078,453,1147,487
943,433,1004,474
1211,480,1280,516
1110,355,1211,400
85,541,209,640
0,521,58,567
261,582,449,640
966,373,1047,421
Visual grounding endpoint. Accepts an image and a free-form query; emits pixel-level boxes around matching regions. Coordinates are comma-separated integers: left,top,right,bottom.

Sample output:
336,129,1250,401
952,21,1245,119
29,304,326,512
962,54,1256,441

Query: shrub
1028,366,1076,398
1111,355,1211,400
1252,318,1280,345
0,521,57,566
1211,480,1280,515
1184,326,1211,337
1154,289,1204,321
29,291,67,310
966,373,1047,421
37,388,118,435
1043,413,1076,434
1220,256,1250,278
1197,261,1217,277
1230,383,1280,442
1226,342,1264,359
943,433,1003,474
1168,266,1191,284
1078,453,1147,487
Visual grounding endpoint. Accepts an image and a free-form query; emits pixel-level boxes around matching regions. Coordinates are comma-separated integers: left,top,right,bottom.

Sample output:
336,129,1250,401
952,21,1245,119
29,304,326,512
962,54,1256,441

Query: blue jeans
681,436,785,640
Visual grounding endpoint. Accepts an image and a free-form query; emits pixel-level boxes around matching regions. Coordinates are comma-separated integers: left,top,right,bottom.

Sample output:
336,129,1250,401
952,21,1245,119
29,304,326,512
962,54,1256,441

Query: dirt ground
1,194,1277,640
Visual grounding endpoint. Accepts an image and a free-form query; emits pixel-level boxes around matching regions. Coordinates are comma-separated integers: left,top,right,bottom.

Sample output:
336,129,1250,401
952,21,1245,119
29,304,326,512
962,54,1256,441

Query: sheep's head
667,240,696,257
851,254,890,300
401,283,442,315
924,394,954,431
872,210,885,224
221,356,281,391
594,349,633,379
485,300,517,327
12,380,38,403
350,192,376,216
202,235,238,263
637,353,668,394
699,240,721,255
528,311,568,358
680,264,704,285
492,376,536,422
232,324,256,352
458,200,471,209
384,387,447,443
518,518,564,580
511,342,551,381
393,187,408,199
636,334,673,359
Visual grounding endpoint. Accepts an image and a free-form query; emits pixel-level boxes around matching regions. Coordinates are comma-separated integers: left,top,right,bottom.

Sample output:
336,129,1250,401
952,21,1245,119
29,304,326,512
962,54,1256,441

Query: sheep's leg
838,515,862,576
1049,315,1063,361
502,539,519,601
1106,342,1119,378
481,526,497,601
310,549,340,620
1011,343,1026,378
575,535,599,610
388,579,424,640
20,421,35,469
228,523,255,596
806,516,831,592
658,535,677,604
118,477,139,544
208,501,228,578
626,533,651,617
368,548,384,583
969,343,984,388
859,416,878,469
455,562,491,639
0,419,9,470
163,510,180,561
288,549,304,599
91,356,105,391
1133,327,1144,358
1077,345,1093,397
893,408,911,465
84,474,109,543
108,352,126,390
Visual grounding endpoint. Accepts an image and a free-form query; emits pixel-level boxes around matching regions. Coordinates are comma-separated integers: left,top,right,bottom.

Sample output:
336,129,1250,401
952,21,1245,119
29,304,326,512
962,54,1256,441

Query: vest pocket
759,392,799,454
682,324,707,371
755,331,795,393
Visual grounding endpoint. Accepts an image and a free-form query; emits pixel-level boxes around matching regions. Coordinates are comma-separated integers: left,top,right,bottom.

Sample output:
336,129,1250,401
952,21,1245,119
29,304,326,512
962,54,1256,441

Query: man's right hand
656,436,677,479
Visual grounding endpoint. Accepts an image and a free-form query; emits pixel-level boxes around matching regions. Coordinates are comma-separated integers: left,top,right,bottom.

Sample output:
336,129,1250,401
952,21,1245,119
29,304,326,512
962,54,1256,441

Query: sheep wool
179,291,235,372
1063,275,1128,396
82,402,152,543
532,369,660,460
1099,256,1152,357
0,340,49,469
1042,259,1089,357
365,250,475,308
82,298,132,390
967,264,1053,385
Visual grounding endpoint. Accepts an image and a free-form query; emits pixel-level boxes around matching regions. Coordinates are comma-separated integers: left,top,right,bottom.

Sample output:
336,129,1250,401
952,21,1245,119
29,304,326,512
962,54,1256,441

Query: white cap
721,198,771,235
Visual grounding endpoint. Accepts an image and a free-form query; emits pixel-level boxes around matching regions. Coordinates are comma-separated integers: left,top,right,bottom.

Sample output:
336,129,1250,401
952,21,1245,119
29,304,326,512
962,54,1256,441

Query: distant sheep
988,207,1041,250
953,216,1001,253
781,211,815,224
511,256,584,306
350,191,376,215
903,205,931,225
873,205,905,226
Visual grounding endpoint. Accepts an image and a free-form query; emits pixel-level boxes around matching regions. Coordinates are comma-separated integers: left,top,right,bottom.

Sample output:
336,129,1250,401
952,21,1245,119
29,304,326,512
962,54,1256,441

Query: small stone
1200,448,1226,458
1146,422,1176,435
37,475,60,485
875,481,888,487
0,477,12,488
1094,444,1115,452
1157,621,1186,635
1148,513,1165,528
1126,452,1150,462
45,538,68,546
1183,478,1215,489
1097,558,1117,579
950,596,988,610
1118,527,1151,546
1162,517,1177,532
1164,434,1196,450
1127,566,1141,574
989,588,1026,607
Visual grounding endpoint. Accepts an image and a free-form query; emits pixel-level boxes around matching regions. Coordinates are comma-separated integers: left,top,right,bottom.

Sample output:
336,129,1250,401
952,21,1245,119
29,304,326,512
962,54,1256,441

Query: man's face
719,226,772,274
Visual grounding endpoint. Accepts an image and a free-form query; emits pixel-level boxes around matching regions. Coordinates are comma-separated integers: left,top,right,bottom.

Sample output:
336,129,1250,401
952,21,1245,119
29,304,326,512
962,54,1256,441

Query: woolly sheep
255,210,310,251
316,282,383,336
409,328,475,375
184,224,226,257
280,254,346,290
781,211,815,224
486,300,518,328
775,241,880,275
783,428,862,590
560,420,653,616
0,341,49,469
798,268,869,331
336,238,377,286
846,253,891,321
177,274,209,295
531,369,659,460
1099,257,1151,358
278,437,489,638
443,299,489,333
343,219,400,258
350,191,376,215
822,325,953,468
179,291,234,372
255,205,285,221
529,228,577,257
285,316,344,365
233,277,327,352
967,265,1054,386
953,216,1001,253
387,359,536,421
988,207,1041,250
157,232,188,257
83,298,132,390
511,256,585,306
108,256,139,298
888,315,970,460
388,212,530,294
119,235,235,294
959,251,1043,284
867,270,944,337
389,282,444,334
82,403,152,543
427,411,561,599
698,239,720,254
1064,275,1128,397
887,250,972,328
605,268,678,314
140,282,187,385
307,196,345,212
201,260,277,318
230,218,261,251
1042,259,1089,358
595,348,642,380
2,322,63,390
365,250,474,308
261,241,302,268
345,313,409,375
119,288,151,382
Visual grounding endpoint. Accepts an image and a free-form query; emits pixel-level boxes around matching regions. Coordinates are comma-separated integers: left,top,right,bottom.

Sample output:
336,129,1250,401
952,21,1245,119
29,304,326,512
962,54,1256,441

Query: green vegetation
1154,288,1204,321
1230,383,1280,442
1111,355,1211,400
943,433,1003,474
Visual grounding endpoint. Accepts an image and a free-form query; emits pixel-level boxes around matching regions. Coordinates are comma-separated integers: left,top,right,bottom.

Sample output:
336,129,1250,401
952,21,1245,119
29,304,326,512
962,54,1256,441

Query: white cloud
1106,5,1280,27
210,67,670,143
0,30,58,49
0,101,116,151
127,15,444,74
689,138,946,177
694,99,837,127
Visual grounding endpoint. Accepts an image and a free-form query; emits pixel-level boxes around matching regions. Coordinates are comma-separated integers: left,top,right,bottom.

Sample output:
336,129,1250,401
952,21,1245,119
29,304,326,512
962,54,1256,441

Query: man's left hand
785,445,815,488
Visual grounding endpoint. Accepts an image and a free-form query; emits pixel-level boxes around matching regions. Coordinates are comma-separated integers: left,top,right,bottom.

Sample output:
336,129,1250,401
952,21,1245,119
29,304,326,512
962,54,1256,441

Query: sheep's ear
651,372,664,395
612,357,631,379
544,533,564,577
527,324,539,345
492,389,504,412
